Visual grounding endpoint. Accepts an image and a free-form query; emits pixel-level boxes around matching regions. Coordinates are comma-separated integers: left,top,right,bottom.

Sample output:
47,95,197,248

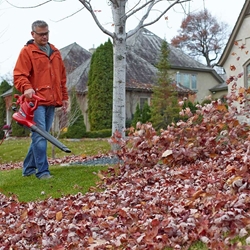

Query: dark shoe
39,174,53,180
23,173,35,177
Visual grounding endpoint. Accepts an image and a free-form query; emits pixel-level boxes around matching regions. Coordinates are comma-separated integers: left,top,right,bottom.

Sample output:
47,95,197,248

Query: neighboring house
127,29,225,102
217,0,249,121
217,0,249,89
1,87,13,126
2,29,224,131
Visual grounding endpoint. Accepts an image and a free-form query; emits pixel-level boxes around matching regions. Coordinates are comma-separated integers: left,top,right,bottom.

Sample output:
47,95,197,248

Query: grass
0,165,107,202
0,137,111,202
164,241,208,250
0,137,111,163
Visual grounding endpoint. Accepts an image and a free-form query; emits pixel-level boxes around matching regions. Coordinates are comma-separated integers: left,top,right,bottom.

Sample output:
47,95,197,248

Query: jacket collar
26,39,51,46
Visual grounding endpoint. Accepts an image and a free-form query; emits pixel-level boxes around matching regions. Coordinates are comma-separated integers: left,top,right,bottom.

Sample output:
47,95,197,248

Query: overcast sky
0,0,245,79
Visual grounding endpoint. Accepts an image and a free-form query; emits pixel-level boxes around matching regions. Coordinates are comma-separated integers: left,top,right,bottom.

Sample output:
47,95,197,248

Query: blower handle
29,94,46,112
14,94,45,112
13,94,46,126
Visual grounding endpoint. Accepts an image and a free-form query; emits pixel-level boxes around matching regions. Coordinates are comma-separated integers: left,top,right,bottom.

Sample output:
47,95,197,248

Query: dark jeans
22,105,55,178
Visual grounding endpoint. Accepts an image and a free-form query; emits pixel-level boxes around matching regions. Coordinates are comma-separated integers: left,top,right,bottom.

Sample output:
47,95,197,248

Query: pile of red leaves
1,96,250,249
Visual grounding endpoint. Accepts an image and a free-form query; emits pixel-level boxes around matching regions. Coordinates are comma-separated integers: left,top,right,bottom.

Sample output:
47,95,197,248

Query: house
126,28,225,102
2,29,224,131
1,88,13,127
217,0,249,87
217,0,250,121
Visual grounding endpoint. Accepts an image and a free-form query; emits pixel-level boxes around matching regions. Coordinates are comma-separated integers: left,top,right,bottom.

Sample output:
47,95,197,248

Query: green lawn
0,137,111,163
0,164,107,202
0,137,111,202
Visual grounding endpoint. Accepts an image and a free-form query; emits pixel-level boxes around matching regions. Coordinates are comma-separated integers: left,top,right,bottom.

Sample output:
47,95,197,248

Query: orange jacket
14,40,68,106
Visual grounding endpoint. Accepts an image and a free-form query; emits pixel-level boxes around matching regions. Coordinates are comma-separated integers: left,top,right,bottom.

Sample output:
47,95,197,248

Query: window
140,98,148,110
244,63,250,109
183,74,190,88
245,64,250,103
176,72,197,90
246,64,250,88
191,75,197,89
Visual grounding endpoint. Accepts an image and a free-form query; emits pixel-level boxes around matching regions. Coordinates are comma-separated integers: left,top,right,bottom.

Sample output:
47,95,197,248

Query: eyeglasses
33,30,50,37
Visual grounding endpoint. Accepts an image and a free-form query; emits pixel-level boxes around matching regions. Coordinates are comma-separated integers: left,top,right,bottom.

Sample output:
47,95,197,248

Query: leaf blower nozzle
30,125,71,153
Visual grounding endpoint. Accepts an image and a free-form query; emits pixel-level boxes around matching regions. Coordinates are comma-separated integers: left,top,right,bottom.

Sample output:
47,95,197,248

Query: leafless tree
50,101,82,158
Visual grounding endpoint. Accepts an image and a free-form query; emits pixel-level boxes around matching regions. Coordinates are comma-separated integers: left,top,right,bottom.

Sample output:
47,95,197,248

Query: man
13,20,69,179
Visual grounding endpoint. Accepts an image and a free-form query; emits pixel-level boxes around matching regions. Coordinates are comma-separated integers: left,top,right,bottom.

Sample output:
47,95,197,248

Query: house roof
209,73,228,92
67,28,223,93
127,29,211,70
209,82,228,92
127,28,224,84
60,42,92,75
67,57,91,92
59,42,92,93
0,87,13,97
217,0,249,66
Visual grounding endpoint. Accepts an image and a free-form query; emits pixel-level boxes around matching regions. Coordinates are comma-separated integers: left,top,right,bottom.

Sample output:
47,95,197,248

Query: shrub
85,129,112,138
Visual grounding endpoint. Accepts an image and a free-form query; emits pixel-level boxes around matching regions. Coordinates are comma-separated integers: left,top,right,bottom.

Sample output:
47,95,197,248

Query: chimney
89,44,96,54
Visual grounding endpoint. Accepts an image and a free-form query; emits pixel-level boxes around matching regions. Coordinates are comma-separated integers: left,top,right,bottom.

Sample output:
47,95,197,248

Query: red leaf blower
12,94,71,153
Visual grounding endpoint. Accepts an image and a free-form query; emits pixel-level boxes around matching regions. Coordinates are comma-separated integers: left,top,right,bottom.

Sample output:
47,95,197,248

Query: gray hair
32,20,48,31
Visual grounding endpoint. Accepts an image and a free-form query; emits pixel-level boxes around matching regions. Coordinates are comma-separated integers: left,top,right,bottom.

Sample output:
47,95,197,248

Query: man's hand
24,89,35,99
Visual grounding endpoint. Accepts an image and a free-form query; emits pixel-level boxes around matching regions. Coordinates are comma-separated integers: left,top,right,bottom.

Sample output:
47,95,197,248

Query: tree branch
78,0,114,38
50,7,85,22
127,0,191,39
126,0,155,20
5,0,52,8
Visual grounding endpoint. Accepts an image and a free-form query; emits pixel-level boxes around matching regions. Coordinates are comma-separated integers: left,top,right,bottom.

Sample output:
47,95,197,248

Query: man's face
31,26,49,46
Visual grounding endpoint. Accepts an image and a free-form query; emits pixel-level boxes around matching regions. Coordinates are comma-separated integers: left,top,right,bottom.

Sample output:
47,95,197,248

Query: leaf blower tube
30,125,71,153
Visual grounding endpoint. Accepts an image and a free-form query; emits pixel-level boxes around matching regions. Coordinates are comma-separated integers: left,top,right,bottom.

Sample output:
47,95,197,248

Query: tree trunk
111,1,127,141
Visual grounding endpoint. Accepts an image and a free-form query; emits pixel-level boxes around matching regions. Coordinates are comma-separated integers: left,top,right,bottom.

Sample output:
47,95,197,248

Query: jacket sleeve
60,60,69,101
13,47,33,93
